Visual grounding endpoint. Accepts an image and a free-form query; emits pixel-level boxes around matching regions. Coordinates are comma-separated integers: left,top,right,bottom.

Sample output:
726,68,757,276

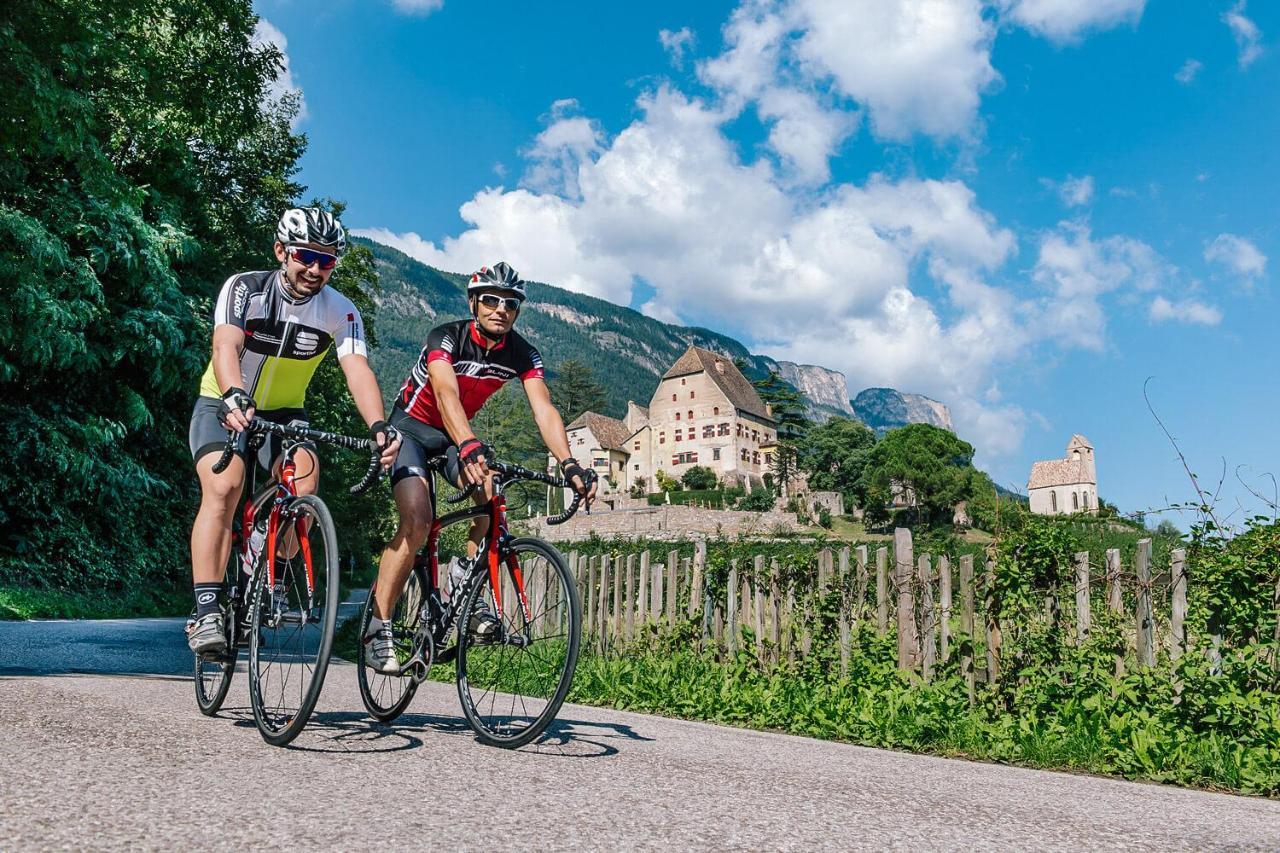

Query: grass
0,585,189,621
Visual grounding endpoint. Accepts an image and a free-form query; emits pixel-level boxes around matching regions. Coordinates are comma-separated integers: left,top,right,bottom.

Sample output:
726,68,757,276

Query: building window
659,433,665,444
633,464,639,471
687,410,693,419
1072,492,1079,511
672,451,698,465
712,448,720,461
713,407,719,415
681,378,686,385
718,423,729,436
1082,492,1090,510
675,412,680,421
702,425,714,438
675,429,682,441
672,393,677,401
737,424,743,437
1050,492,1058,513
752,451,760,465
690,391,695,399
594,458,609,469
741,448,749,461
752,429,758,443
634,441,640,450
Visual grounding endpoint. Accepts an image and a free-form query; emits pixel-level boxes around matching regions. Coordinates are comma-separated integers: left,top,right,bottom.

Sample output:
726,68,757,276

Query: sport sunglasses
477,293,523,311
287,246,339,271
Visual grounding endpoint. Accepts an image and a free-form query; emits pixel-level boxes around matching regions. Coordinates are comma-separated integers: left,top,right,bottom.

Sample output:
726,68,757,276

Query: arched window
675,412,680,420
671,393,677,401
1050,491,1058,513
687,410,693,419
713,407,719,415
690,391,695,399
1072,492,1079,511
1082,492,1090,510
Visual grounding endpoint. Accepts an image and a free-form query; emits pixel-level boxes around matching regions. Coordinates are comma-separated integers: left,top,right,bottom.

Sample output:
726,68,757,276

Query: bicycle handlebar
439,456,595,525
210,418,384,495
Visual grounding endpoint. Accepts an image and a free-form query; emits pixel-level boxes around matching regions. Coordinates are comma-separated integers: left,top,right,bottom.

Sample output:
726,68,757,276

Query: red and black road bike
194,418,382,746
357,453,592,748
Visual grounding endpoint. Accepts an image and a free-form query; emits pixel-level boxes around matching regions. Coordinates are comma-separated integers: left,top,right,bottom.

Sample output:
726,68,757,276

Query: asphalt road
1,618,1277,851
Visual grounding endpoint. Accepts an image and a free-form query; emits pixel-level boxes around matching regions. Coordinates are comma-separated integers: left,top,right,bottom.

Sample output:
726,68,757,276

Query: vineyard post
1170,548,1187,661
919,554,936,681
959,554,975,704
894,528,918,673
876,547,889,635
939,555,952,662
732,558,742,650
1075,551,1091,642
1136,539,1155,669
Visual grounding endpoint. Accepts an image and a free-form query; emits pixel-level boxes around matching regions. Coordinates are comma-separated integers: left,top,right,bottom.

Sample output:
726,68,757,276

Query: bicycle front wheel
248,494,340,746
357,563,427,722
456,538,580,748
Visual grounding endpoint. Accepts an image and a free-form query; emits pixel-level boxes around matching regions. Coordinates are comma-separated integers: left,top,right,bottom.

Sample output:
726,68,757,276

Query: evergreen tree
863,424,978,527
751,370,810,495
549,359,607,424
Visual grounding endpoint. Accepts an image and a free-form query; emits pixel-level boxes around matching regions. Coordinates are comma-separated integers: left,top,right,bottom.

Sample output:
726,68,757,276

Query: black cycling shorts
188,396,316,472
389,408,463,489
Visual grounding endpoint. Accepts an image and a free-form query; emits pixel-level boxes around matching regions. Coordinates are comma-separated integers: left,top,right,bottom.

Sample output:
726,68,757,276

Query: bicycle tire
357,563,428,722
194,544,240,715
456,537,580,748
248,494,340,746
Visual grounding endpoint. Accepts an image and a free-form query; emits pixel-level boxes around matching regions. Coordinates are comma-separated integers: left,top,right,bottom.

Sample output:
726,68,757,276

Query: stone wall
528,504,803,542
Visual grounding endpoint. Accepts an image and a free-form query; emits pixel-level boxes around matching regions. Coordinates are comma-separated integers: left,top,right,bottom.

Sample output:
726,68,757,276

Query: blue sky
254,0,1277,525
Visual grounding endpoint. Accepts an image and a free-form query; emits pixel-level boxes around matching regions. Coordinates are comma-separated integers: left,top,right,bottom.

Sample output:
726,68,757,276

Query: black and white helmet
467,261,527,301
276,207,346,255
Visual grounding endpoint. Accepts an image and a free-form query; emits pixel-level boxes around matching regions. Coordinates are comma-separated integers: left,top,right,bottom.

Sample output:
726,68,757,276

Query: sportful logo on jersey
295,330,321,355
232,280,249,320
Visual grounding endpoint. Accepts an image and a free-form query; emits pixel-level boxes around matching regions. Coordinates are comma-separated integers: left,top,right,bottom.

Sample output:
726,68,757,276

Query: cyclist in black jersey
364,261,597,672
186,208,401,655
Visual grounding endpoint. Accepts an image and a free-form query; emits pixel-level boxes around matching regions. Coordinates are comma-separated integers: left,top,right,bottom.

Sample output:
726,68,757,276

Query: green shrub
737,490,776,512
681,465,718,490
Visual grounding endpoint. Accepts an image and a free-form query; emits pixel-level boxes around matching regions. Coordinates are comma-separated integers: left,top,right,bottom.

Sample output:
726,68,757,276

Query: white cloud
999,0,1146,44
1223,2,1263,68
521,100,605,198
252,20,307,128
659,27,696,67
1049,174,1094,207
1175,58,1203,83
1148,296,1222,326
1031,222,1171,349
390,0,444,16
1205,233,1267,280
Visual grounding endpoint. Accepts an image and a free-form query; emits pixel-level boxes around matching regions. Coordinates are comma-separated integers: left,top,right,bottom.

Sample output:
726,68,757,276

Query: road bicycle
357,453,591,748
194,418,382,746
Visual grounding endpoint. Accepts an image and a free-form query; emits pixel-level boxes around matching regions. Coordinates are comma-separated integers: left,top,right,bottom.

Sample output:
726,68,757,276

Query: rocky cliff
851,388,954,435
773,361,856,421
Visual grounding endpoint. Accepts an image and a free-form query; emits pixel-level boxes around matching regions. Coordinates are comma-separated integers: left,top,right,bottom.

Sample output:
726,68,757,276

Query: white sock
365,615,384,639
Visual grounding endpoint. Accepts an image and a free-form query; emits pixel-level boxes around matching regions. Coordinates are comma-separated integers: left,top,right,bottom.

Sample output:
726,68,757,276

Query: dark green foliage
549,359,607,423
752,370,810,493
864,424,977,526
680,465,718,491
737,489,777,512
0,0,302,590
645,487,744,507
802,416,876,503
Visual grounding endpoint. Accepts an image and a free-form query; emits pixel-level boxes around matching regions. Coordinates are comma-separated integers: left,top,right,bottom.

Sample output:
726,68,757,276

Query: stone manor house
557,346,779,502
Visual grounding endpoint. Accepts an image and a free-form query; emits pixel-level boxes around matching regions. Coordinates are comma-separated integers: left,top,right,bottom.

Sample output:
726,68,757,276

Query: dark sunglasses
287,246,339,271
477,293,522,311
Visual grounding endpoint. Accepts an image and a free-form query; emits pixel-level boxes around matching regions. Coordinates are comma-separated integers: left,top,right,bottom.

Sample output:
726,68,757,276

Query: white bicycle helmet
467,261,527,301
276,207,347,255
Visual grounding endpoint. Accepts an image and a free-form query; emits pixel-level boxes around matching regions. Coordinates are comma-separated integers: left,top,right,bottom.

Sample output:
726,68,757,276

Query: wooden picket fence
561,528,1198,692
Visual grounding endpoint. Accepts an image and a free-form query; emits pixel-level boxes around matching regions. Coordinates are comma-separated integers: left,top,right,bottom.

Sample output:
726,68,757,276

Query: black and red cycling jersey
394,319,545,427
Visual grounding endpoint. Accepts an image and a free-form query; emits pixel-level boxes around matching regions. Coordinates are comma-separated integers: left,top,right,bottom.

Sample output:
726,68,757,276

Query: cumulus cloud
659,27,696,67
390,0,444,16
1047,174,1095,207
1148,296,1222,326
1223,2,1263,68
1175,58,1202,83
252,20,307,127
999,0,1146,44
1204,233,1267,280
521,100,605,198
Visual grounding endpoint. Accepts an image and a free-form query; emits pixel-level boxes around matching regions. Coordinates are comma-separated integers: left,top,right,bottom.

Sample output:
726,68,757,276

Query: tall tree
752,370,810,495
801,416,877,505
863,424,977,526
549,359,608,423
0,0,303,591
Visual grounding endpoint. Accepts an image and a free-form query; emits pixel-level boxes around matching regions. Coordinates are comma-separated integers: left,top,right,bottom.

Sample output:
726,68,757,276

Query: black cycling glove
219,387,255,421
458,438,488,466
369,420,398,450
561,458,591,496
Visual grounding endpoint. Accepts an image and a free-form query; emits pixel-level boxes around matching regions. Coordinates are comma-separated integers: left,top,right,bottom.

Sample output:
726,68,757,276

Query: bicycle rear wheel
357,562,428,722
248,494,339,746
456,538,580,748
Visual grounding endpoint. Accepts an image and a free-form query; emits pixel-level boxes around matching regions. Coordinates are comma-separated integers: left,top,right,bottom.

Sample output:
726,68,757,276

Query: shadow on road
234,707,655,758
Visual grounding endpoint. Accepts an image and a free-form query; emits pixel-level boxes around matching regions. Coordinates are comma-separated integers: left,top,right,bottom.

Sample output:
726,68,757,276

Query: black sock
194,583,223,618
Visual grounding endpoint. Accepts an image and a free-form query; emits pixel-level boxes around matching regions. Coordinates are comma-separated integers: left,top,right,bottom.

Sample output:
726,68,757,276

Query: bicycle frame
237,447,313,601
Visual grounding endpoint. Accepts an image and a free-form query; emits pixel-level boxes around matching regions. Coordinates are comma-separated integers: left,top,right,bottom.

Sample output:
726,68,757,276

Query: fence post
985,560,1001,683
1135,538,1155,669
666,549,679,624
726,560,739,654
769,557,782,657
1106,548,1125,676
1075,551,1091,643
959,554,975,704
854,545,869,624
894,527,918,673
876,547,889,635
818,548,832,594
612,554,623,642
688,538,706,619
625,553,636,642
649,554,662,622
939,555,952,662
1169,548,1187,661
752,554,766,653
638,550,649,626
598,555,611,654
918,554,936,681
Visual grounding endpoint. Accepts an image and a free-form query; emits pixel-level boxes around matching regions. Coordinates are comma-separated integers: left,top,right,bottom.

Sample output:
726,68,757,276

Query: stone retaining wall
529,504,802,542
